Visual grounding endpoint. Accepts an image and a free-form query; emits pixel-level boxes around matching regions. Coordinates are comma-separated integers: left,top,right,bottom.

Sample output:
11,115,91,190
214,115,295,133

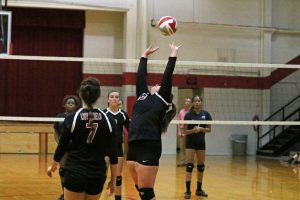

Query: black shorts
64,171,106,195
186,136,206,150
127,140,162,166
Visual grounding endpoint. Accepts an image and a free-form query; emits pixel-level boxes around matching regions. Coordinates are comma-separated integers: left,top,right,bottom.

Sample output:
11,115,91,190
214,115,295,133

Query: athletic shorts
64,171,106,195
186,136,206,150
127,140,162,166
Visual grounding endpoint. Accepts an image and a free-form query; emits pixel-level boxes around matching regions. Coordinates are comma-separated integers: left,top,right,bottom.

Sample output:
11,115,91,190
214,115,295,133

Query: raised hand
169,42,182,57
142,45,159,58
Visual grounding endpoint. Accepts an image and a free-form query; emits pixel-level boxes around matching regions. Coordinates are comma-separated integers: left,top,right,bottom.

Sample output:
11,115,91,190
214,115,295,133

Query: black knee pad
186,163,194,173
59,167,65,177
116,176,122,186
139,188,155,200
197,164,205,172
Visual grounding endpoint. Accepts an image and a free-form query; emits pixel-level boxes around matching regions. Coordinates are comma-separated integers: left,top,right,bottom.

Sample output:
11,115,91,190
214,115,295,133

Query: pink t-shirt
178,108,189,135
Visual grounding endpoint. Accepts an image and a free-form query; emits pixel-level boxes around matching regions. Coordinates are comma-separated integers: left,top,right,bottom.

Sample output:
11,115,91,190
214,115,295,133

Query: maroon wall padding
127,96,136,118
0,7,84,117
270,54,300,85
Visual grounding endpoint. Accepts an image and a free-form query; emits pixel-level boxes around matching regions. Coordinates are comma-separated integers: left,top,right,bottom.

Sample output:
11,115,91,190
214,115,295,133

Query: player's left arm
200,111,212,133
123,111,130,131
107,117,118,165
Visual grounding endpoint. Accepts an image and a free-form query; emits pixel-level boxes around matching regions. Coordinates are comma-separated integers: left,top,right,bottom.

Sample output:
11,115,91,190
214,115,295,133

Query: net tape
0,116,299,126
1,54,300,69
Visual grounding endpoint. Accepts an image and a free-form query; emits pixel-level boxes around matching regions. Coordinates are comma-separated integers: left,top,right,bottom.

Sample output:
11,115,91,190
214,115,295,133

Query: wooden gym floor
0,154,299,200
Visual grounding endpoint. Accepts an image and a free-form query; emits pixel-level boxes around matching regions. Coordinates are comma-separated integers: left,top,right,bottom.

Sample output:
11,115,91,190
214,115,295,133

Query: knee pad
59,167,65,177
197,164,205,172
116,176,122,186
139,188,155,200
186,163,194,173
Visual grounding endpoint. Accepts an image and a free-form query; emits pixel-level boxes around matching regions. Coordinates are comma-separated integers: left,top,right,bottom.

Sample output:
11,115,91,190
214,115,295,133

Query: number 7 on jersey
86,123,99,143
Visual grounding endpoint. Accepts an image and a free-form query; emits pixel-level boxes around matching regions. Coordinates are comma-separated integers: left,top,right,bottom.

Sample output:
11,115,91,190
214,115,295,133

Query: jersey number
86,123,99,143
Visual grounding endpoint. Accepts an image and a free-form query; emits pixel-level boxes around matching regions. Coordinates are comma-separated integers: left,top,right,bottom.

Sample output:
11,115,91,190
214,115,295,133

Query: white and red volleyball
158,16,177,36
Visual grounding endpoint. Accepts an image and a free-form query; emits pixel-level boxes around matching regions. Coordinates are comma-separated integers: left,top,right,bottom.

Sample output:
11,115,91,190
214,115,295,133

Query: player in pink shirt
177,97,192,166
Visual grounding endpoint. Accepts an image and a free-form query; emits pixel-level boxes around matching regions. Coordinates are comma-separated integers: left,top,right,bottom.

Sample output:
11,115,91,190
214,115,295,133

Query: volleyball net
0,54,300,154
1,54,299,122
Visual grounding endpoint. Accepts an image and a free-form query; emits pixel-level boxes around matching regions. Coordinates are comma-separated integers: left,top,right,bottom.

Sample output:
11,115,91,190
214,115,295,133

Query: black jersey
184,109,212,142
54,108,118,178
103,108,129,143
128,57,177,142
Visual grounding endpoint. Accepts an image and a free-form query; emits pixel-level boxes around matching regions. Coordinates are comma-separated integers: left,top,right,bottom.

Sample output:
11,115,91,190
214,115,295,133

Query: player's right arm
48,116,72,177
177,109,185,136
53,118,72,162
136,46,159,96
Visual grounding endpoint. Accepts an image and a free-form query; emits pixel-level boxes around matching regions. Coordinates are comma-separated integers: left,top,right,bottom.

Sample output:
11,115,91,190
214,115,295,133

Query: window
0,11,11,54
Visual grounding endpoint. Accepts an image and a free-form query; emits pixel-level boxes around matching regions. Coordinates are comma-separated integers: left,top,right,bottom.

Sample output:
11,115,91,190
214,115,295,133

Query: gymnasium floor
0,154,299,200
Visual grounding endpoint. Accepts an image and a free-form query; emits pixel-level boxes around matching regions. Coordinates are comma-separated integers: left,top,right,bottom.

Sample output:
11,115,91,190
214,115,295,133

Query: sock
115,195,121,200
135,184,140,192
197,181,202,191
186,181,191,192
60,180,64,196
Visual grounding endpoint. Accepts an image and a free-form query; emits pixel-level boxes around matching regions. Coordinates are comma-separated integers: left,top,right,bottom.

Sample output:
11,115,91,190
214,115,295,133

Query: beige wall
84,10,124,59
0,133,39,153
0,124,56,154
0,132,57,154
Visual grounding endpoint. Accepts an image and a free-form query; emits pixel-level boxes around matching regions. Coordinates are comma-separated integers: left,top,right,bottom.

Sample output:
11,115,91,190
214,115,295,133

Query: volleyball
158,16,177,36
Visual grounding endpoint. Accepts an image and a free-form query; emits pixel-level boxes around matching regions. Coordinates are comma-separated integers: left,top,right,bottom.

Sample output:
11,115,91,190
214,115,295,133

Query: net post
39,132,48,154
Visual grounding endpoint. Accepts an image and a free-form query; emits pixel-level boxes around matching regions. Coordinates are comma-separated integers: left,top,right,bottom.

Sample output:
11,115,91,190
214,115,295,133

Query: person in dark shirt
103,91,130,200
53,95,80,200
54,95,81,143
47,77,118,200
126,43,181,200
183,95,212,199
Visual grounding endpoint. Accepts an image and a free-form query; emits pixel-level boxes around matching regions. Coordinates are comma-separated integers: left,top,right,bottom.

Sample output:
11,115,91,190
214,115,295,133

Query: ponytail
161,103,177,133
161,94,176,133
79,77,100,143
